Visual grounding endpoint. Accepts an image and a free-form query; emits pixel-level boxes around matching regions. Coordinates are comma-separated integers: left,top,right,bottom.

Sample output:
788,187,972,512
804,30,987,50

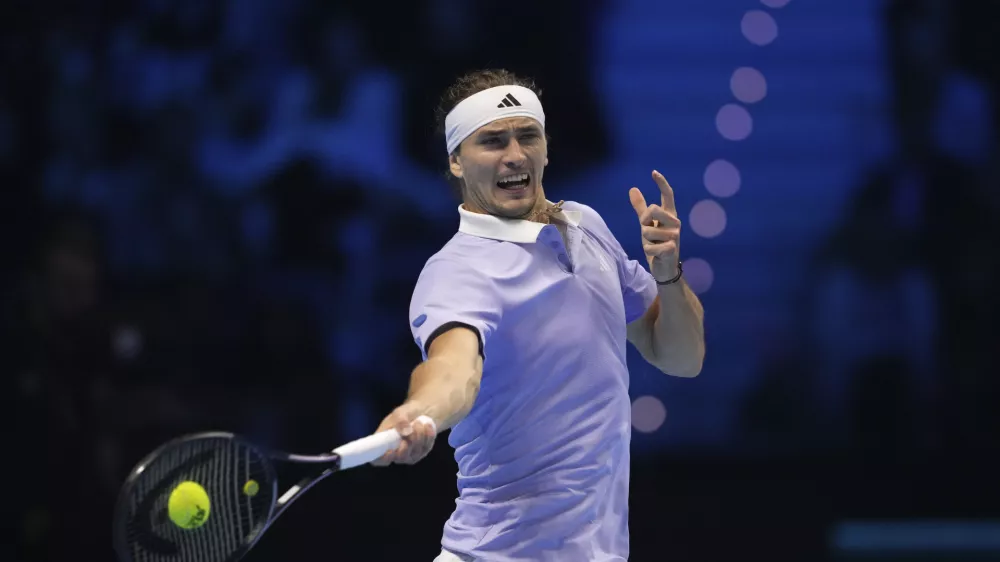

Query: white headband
444,85,546,154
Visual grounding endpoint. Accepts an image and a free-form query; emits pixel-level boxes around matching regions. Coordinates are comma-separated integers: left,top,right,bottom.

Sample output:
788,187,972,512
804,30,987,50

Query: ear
544,156,549,167
449,153,464,178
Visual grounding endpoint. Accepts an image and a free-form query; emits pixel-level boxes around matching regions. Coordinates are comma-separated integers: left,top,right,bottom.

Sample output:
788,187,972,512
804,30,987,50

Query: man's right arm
371,326,483,466
405,326,483,432
374,255,498,466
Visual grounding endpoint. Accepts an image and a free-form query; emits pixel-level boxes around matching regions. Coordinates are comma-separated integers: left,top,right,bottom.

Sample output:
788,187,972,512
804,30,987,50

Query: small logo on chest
598,253,613,272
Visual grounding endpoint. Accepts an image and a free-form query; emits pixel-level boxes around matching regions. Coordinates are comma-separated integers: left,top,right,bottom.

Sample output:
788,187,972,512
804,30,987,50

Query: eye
481,137,502,145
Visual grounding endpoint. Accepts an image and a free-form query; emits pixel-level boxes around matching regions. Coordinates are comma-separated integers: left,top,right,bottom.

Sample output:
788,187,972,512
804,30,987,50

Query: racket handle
334,415,437,470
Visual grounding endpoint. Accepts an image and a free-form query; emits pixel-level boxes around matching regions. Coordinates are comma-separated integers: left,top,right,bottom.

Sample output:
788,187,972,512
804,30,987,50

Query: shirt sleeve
576,202,657,324
618,245,657,324
409,257,502,360
618,250,658,324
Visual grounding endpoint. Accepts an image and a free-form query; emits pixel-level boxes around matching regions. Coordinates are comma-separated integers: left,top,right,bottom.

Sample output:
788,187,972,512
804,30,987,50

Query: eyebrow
478,125,542,137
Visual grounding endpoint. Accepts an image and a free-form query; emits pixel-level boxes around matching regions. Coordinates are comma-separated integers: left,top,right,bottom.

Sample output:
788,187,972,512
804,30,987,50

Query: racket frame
112,417,430,562
113,432,341,562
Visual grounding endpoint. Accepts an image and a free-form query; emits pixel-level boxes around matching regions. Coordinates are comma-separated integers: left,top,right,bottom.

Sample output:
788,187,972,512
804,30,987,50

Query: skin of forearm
404,355,482,432
650,280,705,377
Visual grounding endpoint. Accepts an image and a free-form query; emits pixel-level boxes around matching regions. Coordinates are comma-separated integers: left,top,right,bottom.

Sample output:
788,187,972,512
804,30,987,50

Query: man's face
450,116,548,219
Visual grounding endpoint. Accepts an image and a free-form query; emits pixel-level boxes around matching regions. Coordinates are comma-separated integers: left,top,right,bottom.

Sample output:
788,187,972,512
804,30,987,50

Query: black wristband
655,261,683,286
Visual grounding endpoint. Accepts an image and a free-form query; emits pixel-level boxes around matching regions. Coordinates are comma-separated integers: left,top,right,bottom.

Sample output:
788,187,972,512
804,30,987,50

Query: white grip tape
333,415,437,470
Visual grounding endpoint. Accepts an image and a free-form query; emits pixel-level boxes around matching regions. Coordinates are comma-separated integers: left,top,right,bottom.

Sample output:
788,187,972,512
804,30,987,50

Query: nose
502,139,526,169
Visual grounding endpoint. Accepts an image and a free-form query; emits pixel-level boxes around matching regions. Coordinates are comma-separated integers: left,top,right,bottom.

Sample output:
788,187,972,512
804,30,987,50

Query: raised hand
628,170,681,282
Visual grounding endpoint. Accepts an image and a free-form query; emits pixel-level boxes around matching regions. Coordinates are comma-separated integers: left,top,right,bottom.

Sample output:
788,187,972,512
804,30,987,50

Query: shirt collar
457,201,582,243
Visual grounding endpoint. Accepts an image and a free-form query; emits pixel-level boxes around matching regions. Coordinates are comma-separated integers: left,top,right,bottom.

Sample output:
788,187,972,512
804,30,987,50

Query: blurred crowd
740,0,1000,457
816,0,1000,452
3,0,999,560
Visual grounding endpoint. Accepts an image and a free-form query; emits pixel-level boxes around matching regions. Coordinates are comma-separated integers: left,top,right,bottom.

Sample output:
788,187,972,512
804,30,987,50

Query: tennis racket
112,415,435,562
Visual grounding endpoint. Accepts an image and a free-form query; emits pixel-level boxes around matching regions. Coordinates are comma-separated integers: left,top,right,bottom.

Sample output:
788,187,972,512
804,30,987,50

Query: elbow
669,359,702,378
658,345,704,378
662,360,702,378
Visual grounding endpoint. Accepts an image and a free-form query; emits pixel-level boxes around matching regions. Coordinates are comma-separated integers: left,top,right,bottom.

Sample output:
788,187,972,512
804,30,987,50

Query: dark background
5,0,1000,560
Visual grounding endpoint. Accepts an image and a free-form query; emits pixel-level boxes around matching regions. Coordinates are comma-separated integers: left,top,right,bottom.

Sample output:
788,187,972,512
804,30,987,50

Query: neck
462,192,556,224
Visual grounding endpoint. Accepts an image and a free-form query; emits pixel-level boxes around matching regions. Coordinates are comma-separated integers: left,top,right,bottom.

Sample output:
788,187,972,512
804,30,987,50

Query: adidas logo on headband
497,93,522,108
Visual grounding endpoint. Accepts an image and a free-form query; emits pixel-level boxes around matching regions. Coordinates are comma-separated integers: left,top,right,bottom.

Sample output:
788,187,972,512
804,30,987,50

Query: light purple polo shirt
409,201,657,561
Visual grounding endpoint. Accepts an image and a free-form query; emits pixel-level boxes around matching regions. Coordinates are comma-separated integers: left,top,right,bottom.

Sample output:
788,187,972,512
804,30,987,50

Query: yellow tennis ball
168,481,211,530
242,479,259,497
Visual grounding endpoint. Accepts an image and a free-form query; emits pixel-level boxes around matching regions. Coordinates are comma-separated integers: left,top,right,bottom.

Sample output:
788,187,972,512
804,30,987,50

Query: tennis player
373,69,705,561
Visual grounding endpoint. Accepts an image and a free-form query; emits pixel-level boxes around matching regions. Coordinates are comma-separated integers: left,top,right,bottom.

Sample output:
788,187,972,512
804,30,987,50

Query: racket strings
120,437,275,562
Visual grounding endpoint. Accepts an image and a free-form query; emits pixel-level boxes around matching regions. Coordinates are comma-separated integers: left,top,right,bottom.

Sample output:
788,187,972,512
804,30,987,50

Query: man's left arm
624,170,705,377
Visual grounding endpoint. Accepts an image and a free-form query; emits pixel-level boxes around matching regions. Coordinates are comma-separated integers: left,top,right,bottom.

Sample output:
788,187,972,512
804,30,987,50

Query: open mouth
496,173,531,190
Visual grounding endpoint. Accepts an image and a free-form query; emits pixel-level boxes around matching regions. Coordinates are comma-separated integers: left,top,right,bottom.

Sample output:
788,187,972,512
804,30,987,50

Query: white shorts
433,549,475,562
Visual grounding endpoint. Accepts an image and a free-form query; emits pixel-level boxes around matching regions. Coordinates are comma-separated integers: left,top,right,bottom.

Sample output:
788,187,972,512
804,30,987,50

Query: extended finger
629,188,648,220
652,171,676,214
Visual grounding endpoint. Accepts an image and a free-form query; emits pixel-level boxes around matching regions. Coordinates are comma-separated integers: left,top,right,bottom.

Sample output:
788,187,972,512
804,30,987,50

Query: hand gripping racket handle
333,415,437,469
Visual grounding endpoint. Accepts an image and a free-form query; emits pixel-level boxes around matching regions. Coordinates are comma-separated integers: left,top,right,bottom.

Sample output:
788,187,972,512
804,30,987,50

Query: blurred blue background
5,0,999,560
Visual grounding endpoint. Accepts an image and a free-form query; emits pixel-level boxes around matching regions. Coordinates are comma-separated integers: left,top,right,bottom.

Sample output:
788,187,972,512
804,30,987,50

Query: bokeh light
716,104,753,141
113,325,143,361
731,67,768,104
632,396,667,433
761,0,791,7
689,199,728,238
704,159,741,198
682,258,715,294
742,10,778,46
